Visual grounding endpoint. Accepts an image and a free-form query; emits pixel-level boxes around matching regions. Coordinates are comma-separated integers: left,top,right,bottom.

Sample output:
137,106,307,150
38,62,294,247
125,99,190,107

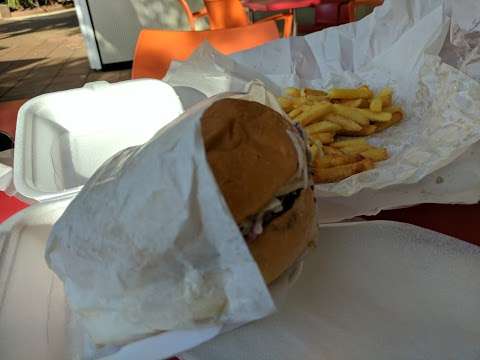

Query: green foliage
7,0,55,10
7,0,21,9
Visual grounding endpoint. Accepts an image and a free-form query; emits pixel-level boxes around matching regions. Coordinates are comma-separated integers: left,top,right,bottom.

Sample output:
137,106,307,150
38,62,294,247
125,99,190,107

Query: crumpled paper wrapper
441,0,480,82
164,0,480,221
45,82,282,347
181,221,480,360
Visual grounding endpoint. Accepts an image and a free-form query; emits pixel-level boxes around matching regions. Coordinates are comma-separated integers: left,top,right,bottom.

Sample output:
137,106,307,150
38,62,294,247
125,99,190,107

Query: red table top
0,99,26,140
243,0,322,12
366,203,480,247
0,192,28,223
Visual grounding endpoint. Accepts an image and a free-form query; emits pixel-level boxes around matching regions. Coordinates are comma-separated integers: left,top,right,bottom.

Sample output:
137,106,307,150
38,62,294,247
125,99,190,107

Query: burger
45,96,318,347
201,98,317,284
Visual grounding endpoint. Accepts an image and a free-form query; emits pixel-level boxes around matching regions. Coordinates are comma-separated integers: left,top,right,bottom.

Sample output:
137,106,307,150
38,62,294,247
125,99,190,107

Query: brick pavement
0,9,131,102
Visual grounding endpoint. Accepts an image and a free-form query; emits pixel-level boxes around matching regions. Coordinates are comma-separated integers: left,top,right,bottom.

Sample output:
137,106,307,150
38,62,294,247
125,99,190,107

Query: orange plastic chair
178,0,210,30
178,0,292,37
131,20,281,80
347,0,383,22
203,0,293,37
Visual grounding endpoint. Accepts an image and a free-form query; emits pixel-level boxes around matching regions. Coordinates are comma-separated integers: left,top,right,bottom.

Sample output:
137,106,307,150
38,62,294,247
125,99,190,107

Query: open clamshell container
0,80,225,360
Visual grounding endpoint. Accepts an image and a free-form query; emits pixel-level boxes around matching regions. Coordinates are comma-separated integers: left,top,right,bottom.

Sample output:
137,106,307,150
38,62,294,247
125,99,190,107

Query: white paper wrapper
45,82,284,347
164,0,480,220
317,140,480,222
181,221,480,360
441,0,480,82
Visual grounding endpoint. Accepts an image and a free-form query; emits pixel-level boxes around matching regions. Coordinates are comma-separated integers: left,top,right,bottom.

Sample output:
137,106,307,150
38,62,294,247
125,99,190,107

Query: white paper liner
45,83,291,347
164,0,480,220
181,221,480,360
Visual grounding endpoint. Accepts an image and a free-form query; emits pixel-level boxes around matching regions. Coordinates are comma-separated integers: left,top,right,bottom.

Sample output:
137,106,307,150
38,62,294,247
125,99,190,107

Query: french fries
323,146,344,156
277,97,295,112
328,87,373,100
285,87,301,97
306,95,328,102
290,97,310,107
314,154,363,169
357,108,392,122
295,102,332,126
340,99,363,108
304,88,327,97
324,113,362,131
375,112,403,133
309,143,319,159
338,124,377,136
288,107,303,118
277,85,404,183
383,106,404,115
314,159,375,183
339,144,373,155
310,132,335,144
333,104,370,126
305,121,341,134
378,87,393,107
360,148,389,161
330,138,368,148
369,97,383,112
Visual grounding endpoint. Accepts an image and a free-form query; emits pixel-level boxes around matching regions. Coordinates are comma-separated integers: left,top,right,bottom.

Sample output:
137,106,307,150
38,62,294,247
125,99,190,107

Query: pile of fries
277,86,404,183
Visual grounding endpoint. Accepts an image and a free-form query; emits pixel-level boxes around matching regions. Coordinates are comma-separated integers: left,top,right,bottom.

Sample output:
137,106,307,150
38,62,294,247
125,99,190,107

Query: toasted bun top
201,99,298,223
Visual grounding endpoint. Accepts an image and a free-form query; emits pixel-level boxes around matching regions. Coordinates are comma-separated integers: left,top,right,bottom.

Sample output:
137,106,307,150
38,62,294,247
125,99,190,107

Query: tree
7,0,55,9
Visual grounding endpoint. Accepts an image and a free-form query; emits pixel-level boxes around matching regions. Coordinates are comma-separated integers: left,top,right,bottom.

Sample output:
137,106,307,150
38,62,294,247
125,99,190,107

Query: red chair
301,0,383,34
346,0,383,22
131,20,284,80
299,0,350,33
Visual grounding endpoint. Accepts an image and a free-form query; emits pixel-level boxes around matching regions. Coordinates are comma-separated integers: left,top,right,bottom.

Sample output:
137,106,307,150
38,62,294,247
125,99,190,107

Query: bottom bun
247,187,317,284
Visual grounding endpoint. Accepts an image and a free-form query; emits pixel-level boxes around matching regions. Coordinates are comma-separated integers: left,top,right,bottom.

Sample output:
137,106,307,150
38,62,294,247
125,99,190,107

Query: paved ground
0,6,374,102
0,9,130,102
4,3,74,18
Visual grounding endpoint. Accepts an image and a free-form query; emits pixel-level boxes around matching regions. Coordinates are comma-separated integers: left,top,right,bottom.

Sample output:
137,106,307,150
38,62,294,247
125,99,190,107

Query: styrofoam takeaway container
0,79,220,360
13,80,206,203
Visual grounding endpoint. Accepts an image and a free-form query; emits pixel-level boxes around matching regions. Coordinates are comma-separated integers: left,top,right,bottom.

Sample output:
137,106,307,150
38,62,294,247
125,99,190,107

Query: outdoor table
0,96,479,359
243,0,322,35
1,192,479,360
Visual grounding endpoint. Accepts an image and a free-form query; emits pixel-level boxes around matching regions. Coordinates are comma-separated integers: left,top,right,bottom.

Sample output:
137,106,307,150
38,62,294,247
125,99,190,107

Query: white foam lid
13,80,206,203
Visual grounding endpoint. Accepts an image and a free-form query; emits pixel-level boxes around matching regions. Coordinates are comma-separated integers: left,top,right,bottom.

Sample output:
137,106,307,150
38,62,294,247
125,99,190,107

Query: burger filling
240,189,303,242
239,114,312,243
